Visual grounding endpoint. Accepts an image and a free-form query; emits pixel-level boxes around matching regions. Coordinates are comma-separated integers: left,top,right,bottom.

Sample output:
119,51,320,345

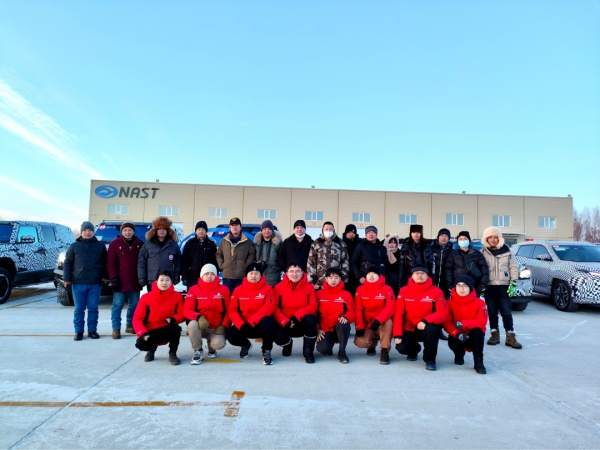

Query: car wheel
511,302,528,312
56,281,74,306
552,280,578,312
0,267,13,304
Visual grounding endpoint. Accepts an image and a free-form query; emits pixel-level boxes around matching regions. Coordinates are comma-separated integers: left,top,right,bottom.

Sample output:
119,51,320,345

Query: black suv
0,221,74,303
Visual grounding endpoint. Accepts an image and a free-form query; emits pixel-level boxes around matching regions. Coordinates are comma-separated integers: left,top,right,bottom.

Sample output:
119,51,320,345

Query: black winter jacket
63,236,107,284
181,237,218,287
351,239,387,279
277,234,313,272
445,248,490,295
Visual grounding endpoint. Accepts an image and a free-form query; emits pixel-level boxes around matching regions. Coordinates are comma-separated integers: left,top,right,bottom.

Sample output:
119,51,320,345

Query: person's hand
455,321,463,329
417,321,426,331
290,316,300,328
370,320,381,331
394,337,402,345
166,317,174,324
359,277,365,284
63,281,71,287
142,334,150,342
355,328,365,337
338,316,348,325
457,333,468,343
286,319,295,329
317,330,326,342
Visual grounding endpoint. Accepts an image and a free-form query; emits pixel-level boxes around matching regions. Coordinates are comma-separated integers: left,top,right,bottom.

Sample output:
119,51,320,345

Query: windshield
95,224,150,242
552,245,600,263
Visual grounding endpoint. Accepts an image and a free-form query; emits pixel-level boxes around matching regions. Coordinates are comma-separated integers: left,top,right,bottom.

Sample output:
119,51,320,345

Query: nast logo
95,185,160,199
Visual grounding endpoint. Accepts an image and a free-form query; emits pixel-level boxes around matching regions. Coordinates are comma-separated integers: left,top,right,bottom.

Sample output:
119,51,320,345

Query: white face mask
295,232,305,239
323,230,334,239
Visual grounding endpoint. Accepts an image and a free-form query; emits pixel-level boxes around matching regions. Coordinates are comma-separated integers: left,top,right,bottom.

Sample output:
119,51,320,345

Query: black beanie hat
457,231,471,241
293,219,306,229
245,262,264,275
322,221,335,230
365,264,381,276
344,224,357,234
455,274,475,290
411,265,429,275
325,267,343,278
437,228,451,239
120,222,135,232
410,224,424,234
195,221,208,232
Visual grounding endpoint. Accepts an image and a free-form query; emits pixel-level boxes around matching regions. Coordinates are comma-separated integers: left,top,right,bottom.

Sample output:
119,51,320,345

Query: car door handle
35,248,46,254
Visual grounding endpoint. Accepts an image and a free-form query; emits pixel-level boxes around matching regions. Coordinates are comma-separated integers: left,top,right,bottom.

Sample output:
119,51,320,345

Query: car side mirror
19,236,35,244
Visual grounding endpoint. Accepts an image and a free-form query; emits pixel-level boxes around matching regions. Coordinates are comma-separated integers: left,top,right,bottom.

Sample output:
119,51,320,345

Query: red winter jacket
317,279,354,332
393,278,448,337
354,276,395,330
273,274,317,326
444,288,488,337
228,277,274,329
184,278,231,329
107,235,143,292
132,282,184,337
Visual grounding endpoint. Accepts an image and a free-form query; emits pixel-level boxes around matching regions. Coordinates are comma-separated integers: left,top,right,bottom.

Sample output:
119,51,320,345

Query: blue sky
1,1,599,228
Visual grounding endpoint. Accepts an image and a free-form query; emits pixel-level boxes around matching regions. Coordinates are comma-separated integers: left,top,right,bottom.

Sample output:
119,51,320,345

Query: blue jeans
111,291,140,331
72,284,101,334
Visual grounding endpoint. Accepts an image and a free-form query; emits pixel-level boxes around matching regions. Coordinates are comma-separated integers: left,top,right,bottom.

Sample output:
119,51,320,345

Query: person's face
121,227,134,239
323,224,335,236
246,270,261,283
201,272,216,283
157,275,172,291
345,231,356,240
157,228,167,239
412,271,428,284
411,231,422,242
487,235,500,247
366,272,379,282
326,273,341,287
196,228,207,239
230,224,241,236
438,234,449,246
458,236,470,248
456,282,471,297
388,241,398,251
366,231,377,242
294,226,305,237
81,229,94,239
286,266,303,283
261,228,273,240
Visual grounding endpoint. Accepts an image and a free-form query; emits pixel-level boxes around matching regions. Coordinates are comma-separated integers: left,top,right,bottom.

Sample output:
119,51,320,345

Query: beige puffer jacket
481,227,518,286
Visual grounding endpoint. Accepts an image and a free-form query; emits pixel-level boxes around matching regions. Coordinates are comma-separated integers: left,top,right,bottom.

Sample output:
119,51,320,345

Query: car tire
552,280,578,312
0,267,13,304
511,302,528,312
56,281,74,306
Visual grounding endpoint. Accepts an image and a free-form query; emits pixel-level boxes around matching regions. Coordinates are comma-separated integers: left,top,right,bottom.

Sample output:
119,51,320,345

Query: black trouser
226,316,277,351
275,314,318,346
397,324,441,363
485,285,514,332
135,323,181,353
316,323,351,355
448,329,484,360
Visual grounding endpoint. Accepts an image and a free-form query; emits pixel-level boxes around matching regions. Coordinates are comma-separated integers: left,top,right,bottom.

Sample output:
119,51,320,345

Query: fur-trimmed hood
145,216,177,242
482,226,505,249
254,230,283,246
383,234,401,250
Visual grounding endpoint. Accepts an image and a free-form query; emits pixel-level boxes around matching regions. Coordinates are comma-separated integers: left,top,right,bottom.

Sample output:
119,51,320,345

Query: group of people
63,215,523,374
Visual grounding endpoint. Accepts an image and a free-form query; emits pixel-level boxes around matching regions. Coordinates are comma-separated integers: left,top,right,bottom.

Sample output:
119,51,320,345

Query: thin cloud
0,79,103,180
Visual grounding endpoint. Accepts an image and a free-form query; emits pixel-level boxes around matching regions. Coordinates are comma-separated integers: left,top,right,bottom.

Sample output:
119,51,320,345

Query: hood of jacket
254,230,283,246
482,226,505,249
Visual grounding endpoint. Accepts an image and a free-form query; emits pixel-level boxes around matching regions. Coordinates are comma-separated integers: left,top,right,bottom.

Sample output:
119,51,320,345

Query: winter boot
168,351,181,365
112,330,121,340
425,361,437,371
474,356,487,374
379,348,390,365
240,341,251,359
487,329,500,345
282,339,293,357
262,350,273,365
505,331,522,349
303,336,317,364
337,351,349,364
144,350,155,362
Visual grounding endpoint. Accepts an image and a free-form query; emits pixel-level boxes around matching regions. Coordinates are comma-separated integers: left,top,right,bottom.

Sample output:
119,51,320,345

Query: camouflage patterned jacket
306,234,350,288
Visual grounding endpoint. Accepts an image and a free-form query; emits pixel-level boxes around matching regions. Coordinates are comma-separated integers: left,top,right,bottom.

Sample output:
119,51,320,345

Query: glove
370,320,381,331
240,323,252,335
355,329,365,337
110,279,120,291
142,334,150,342
507,280,518,298
286,319,295,329
457,333,468,343
290,316,301,328
455,321,463,329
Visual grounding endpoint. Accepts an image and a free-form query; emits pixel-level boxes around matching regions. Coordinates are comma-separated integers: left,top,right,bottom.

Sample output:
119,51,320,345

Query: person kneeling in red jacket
393,266,448,371
132,271,184,365
316,268,354,363
226,262,277,365
184,263,231,365
273,264,318,363
445,274,488,374
354,265,395,365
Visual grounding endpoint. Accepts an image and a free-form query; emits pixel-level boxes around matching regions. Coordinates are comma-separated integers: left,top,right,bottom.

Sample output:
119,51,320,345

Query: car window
0,224,12,243
552,245,600,263
532,245,551,260
17,225,38,244
516,245,534,259
40,225,56,243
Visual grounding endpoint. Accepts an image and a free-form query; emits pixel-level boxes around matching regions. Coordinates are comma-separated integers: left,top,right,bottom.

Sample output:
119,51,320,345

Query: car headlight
57,251,66,264
519,268,531,279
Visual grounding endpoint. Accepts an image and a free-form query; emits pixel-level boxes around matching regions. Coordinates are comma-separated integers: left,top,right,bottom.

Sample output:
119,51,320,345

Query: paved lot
1,285,599,449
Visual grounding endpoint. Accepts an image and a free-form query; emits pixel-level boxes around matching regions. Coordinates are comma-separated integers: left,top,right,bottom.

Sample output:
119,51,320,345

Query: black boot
337,350,349,364
282,339,293,357
303,336,316,364
168,351,180,365
474,356,487,374
379,348,390,365
144,350,155,362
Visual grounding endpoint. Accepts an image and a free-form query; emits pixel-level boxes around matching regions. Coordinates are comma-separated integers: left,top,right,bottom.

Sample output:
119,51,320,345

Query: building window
352,212,371,223
538,216,556,230
304,210,324,221
159,205,178,217
445,213,464,226
208,207,228,219
107,204,129,216
492,215,511,228
399,214,417,225
257,209,277,220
